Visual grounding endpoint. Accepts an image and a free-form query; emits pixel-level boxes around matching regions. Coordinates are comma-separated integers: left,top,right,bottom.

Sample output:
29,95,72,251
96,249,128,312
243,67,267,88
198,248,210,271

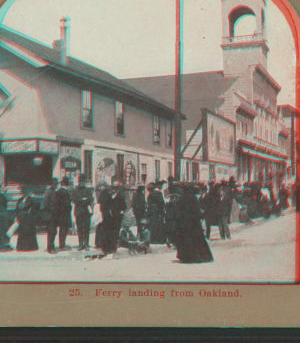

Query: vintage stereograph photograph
0,0,298,293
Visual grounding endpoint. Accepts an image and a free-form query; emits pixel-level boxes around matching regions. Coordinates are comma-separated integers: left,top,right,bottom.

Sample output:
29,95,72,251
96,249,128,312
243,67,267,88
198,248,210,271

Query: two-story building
125,0,290,191
0,17,181,204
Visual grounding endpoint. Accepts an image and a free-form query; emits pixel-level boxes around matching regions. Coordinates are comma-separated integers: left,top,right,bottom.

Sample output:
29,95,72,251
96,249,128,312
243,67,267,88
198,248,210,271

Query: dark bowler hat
61,177,70,187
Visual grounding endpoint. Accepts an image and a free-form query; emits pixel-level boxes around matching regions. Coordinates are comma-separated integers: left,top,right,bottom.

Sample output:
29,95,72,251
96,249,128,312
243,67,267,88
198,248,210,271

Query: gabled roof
278,104,300,118
0,25,180,119
125,71,238,130
252,64,281,92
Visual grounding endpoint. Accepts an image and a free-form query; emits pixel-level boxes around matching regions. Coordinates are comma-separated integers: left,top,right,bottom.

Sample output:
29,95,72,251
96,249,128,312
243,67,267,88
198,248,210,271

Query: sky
1,0,297,106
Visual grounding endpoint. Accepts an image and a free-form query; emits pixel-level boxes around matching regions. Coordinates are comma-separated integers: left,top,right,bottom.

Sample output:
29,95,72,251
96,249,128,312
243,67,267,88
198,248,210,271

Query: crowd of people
0,173,297,264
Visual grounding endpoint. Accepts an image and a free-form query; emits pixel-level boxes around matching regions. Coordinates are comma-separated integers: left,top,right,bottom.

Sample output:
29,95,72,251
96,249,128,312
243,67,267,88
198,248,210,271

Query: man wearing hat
72,174,93,251
132,183,146,235
111,180,126,253
44,177,59,253
55,177,73,251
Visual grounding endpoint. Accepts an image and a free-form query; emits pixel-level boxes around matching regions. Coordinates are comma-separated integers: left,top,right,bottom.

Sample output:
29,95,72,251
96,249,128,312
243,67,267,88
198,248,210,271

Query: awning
241,147,287,164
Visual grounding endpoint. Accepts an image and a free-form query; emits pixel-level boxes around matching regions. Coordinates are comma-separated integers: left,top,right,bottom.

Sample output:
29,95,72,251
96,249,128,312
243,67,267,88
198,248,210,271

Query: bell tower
221,0,269,76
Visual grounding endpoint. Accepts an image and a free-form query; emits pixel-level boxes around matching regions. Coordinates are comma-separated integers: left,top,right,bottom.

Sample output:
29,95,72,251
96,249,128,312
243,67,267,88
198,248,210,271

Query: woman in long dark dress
16,193,40,252
95,183,115,255
176,184,213,263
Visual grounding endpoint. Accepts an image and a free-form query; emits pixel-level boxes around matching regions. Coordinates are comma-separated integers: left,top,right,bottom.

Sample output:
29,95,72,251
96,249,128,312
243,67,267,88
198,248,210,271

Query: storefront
1,139,59,187
238,144,287,192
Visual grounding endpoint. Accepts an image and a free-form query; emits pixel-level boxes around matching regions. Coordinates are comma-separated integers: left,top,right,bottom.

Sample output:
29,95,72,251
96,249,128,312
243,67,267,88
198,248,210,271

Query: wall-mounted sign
61,156,81,171
60,145,81,159
39,140,59,155
56,135,84,145
2,140,37,154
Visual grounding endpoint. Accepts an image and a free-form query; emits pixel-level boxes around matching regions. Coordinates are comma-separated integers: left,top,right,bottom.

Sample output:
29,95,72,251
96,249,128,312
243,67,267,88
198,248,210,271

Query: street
0,212,296,283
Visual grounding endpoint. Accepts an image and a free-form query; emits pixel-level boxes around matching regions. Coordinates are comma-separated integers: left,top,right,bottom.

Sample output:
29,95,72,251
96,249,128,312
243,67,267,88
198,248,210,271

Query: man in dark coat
204,182,219,240
132,184,146,235
44,177,59,253
72,174,93,251
55,177,72,251
111,181,127,253
147,181,165,243
218,185,233,240
96,182,114,254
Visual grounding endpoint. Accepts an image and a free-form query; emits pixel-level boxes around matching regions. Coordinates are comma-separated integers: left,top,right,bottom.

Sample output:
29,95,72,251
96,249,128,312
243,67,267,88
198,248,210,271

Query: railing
223,33,266,45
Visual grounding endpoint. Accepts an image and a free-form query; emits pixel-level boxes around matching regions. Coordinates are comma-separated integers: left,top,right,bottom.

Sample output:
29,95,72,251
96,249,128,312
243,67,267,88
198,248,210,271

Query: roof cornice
0,38,48,67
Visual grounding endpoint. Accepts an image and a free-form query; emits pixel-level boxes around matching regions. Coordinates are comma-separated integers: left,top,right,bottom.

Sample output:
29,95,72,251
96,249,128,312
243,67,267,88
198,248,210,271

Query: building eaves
0,25,183,119
278,104,300,118
251,64,281,92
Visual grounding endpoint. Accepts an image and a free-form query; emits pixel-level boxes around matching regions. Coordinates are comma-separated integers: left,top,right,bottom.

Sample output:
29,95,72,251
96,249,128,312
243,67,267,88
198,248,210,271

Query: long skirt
176,227,213,263
16,221,38,252
95,218,116,255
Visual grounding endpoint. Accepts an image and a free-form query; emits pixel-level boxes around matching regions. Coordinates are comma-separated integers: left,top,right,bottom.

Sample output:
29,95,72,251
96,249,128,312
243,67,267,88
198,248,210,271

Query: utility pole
174,0,183,181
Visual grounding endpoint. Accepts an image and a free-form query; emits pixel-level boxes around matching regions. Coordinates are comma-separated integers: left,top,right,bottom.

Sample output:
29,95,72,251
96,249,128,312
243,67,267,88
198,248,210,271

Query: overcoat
176,191,213,263
55,187,72,229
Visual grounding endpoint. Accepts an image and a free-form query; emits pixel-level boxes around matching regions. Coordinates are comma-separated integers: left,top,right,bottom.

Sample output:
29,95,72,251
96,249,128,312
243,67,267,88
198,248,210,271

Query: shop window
153,115,160,145
166,121,173,148
81,90,93,129
168,162,173,177
155,159,160,180
115,101,124,136
84,150,93,182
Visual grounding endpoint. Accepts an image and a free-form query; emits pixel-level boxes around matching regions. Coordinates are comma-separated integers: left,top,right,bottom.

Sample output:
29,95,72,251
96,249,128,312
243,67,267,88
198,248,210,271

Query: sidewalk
1,209,295,261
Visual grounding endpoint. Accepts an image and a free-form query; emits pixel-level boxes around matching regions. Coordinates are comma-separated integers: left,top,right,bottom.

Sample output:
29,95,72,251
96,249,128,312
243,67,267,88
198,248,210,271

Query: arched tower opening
221,0,269,75
229,6,256,38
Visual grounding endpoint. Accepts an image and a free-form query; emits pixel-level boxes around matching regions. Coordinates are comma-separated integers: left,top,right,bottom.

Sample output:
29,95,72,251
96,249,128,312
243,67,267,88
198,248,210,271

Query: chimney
59,15,71,65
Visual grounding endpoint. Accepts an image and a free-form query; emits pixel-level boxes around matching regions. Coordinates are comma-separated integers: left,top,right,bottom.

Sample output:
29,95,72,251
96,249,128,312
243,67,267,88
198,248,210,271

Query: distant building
125,0,291,190
0,17,181,207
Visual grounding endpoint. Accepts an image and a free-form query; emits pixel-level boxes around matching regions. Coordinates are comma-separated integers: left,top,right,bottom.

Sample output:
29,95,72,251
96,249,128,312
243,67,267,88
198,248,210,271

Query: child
136,219,151,254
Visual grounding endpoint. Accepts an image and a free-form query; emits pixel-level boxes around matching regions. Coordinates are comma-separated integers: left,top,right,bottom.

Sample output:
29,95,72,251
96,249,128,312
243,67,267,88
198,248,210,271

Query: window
255,124,257,137
115,101,124,135
153,115,160,144
141,163,147,184
84,150,93,182
166,121,173,147
81,90,93,129
155,160,160,180
168,162,173,177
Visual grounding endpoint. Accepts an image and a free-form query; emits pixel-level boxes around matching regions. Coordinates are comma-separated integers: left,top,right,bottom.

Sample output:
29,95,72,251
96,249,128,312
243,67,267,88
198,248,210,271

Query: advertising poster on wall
95,148,117,186
95,148,137,188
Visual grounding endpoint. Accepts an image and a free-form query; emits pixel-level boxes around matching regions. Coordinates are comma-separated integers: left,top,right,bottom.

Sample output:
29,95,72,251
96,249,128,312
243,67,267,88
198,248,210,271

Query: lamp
32,156,43,166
